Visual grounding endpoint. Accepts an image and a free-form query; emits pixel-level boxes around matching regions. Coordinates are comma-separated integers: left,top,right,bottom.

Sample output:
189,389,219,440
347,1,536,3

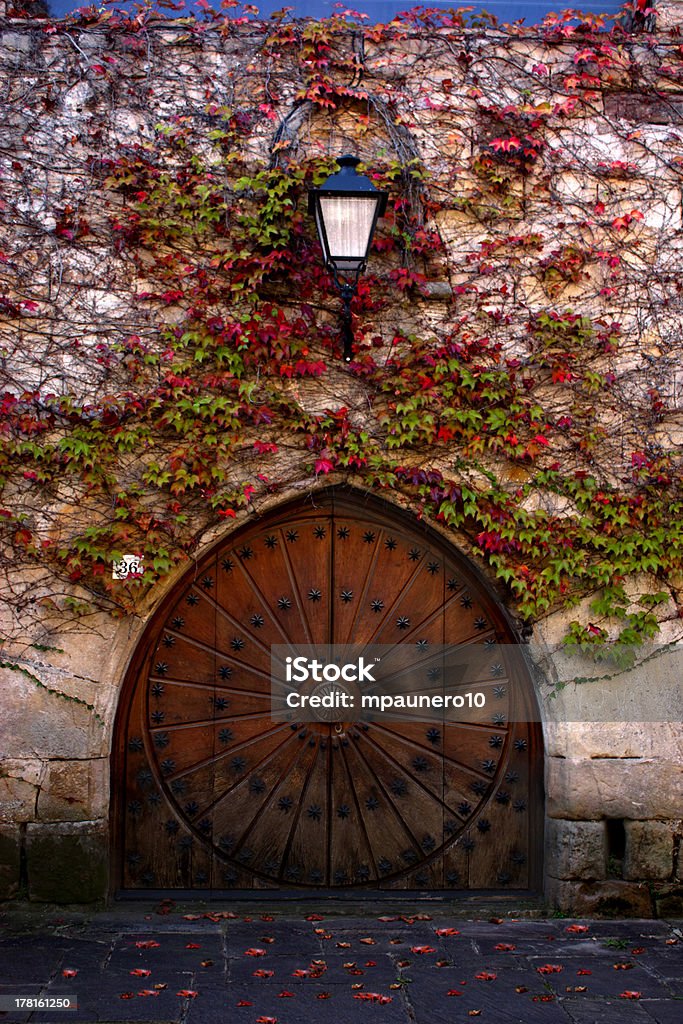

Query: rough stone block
546,757,683,820
37,759,108,823
624,821,676,881
545,877,653,917
545,819,606,880
544,721,683,760
654,885,683,917
0,665,106,759
0,760,40,823
26,822,107,903
0,825,22,899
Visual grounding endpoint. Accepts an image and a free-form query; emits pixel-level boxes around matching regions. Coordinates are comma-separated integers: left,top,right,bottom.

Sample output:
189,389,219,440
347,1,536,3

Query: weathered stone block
0,825,22,899
0,759,40,823
26,822,107,903
37,759,108,823
0,665,107,760
545,819,606,880
654,885,683,917
624,821,676,881
544,721,683,760
545,877,653,917
546,757,683,820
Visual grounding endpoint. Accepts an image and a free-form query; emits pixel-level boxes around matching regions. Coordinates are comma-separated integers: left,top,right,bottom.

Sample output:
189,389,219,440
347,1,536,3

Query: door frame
110,485,545,899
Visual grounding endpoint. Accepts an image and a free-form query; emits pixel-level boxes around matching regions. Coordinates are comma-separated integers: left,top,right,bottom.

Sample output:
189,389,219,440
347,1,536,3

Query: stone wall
1,4,682,909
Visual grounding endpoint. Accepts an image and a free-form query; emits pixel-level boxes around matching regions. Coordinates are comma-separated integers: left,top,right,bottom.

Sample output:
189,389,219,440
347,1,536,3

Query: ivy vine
1,1,682,655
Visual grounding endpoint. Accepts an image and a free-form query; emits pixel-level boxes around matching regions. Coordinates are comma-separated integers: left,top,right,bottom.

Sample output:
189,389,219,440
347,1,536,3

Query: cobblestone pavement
0,903,681,1024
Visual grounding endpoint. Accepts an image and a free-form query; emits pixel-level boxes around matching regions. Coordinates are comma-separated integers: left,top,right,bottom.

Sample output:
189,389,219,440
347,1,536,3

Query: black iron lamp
308,155,388,362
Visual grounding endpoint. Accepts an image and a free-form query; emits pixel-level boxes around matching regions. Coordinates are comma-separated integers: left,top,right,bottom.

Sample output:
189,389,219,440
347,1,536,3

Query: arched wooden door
114,490,543,893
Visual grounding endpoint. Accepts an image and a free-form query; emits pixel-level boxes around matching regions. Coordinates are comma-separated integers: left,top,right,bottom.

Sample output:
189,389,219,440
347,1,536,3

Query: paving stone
106,931,224,973
186,982,411,1024
561,998,655,1023
641,1000,683,1024
406,972,575,1023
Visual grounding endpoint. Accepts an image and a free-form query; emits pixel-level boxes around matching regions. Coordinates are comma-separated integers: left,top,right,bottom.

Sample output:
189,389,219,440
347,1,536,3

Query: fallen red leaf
565,924,589,934
613,962,635,970
255,1017,278,1023
236,999,252,1006
631,947,646,955
620,991,642,999
515,985,528,993
435,959,450,967
474,971,497,981
137,990,159,997
135,940,160,949
306,914,324,921
577,969,592,976
468,1012,482,1017
278,991,295,998
291,969,309,978
62,969,78,979
153,983,167,990
537,964,563,974
365,961,377,967
489,917,503,924
378,916,398,922
494,943,516,952
244,948,267,957
532,994,555,1002
253,969,274,978
260,936,276,944
317,992,331,999
129,968,151,977
447,989,463,996
360,938,376,945
200,959,213,968
261,915,274,922
119,992,135,1000
435,927,460,936
185,942,201,949
353,992,392,1004
176,990,198,998
411,945,436,954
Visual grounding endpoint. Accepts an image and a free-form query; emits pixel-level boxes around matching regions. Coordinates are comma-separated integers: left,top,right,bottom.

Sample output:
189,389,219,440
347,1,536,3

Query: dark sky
44,1,625,28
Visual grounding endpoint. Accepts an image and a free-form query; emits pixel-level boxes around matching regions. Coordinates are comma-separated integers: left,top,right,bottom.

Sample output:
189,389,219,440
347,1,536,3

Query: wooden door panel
117,491,543,892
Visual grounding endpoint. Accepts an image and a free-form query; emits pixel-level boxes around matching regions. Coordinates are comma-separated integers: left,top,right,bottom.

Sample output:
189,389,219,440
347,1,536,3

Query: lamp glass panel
318,195,379,263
